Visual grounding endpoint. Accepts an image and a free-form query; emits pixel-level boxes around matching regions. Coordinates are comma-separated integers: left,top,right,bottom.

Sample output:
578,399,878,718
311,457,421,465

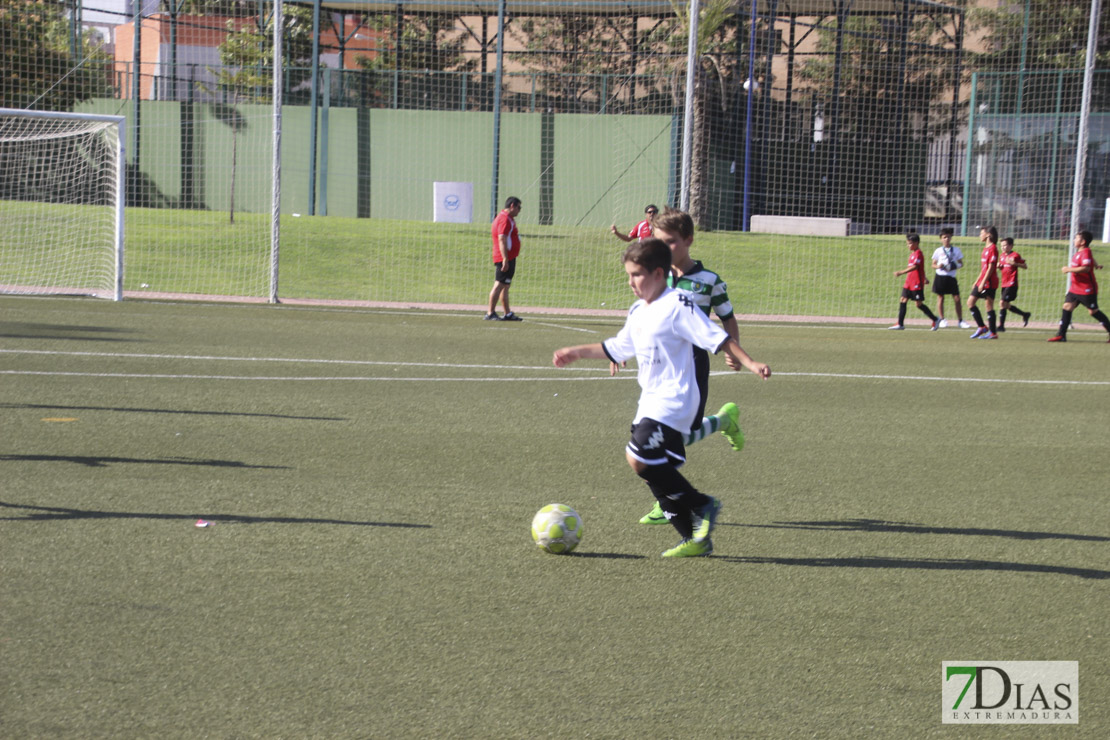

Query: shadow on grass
0,323,143,342
717,555,1110,580
3,402,347,421
0,500,431,529
726,518,1109,542
0,454,291,469
569,551,646,560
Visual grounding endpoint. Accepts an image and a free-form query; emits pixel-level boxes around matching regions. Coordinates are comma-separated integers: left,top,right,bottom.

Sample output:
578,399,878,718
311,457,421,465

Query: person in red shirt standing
968,225,1000,339
1048,230,1110,342
889,233,940,330
610,204,658,243
997,237,1031,331
486,196,523,322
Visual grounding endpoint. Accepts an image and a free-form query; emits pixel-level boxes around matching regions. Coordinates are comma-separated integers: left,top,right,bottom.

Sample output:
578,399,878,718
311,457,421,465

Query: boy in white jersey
554,239,771,557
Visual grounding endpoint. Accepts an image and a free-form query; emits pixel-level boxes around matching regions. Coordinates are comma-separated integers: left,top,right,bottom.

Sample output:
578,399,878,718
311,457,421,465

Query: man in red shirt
997,237,1030,331
1048,230,1110,342
889,233,940,330
968,225,1000,339
610,204,658,243
486,196,523,321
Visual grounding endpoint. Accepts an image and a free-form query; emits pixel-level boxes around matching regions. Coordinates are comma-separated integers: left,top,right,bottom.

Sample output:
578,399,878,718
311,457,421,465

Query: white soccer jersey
931,245,963,277
602,288,729,432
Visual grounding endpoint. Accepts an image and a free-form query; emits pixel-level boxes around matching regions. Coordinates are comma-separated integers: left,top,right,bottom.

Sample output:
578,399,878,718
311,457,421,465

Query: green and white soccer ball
531,504,583,554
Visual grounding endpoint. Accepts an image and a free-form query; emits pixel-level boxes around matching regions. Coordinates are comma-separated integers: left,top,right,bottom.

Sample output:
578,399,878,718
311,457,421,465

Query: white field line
0,348,599,371
1,349,1108,385
773,371,1110,386
0,371,628,382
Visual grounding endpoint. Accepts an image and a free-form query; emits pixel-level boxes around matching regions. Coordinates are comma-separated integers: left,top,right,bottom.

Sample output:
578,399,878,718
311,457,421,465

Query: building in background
111,14,382,101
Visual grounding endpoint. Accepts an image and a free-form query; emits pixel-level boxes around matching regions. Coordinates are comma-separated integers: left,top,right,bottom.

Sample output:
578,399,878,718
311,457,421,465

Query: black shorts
1000,286,1019,302
901,288,925,302
932,275,961,296
970,285,996,300
1065,291,1100,310
494,259,516,284
626,418,687,468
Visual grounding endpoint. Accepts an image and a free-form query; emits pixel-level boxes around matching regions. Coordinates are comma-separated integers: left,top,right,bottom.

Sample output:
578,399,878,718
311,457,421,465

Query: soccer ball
531,504,583,554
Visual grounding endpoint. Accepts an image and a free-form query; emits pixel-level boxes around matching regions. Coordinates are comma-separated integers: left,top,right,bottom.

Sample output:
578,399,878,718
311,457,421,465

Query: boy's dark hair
939,227,954,237
1001,237,1014,247
504,196,522,209
907,233,920,244
623,238,671,275
645,204,659,215
652,206,694,240
980,224,998,242
1078,230,1094,245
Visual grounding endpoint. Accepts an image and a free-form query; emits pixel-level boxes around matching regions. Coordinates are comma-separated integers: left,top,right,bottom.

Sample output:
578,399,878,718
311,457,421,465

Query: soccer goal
0,108,125,300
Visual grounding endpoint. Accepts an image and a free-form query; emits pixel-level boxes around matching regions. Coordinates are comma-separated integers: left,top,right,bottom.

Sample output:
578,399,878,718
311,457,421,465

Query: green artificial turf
1,295,1107,738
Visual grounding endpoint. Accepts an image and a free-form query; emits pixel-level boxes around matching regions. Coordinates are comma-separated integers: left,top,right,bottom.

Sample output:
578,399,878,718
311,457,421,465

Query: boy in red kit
968,225,1000,338
889,233,940,330
1047,230,1110,342
997,237,1030,331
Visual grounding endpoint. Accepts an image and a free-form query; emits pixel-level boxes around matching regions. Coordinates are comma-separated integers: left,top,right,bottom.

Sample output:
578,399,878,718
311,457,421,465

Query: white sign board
434,182,474,224
750,215,850,237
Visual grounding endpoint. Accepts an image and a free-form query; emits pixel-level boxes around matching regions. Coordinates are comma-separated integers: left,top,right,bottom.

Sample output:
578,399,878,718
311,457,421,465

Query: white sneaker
887,324,904,330
958,321,971,329
938,319,949,329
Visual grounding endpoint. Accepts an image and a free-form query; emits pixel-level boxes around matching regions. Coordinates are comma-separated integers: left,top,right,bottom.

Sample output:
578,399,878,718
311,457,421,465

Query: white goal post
0,108,126,301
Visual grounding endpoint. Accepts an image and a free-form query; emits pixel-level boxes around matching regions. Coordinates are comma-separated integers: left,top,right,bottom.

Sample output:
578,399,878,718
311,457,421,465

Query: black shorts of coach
1065,291,1100,310
494,258,516,284
626,418,687,468
932,275,960,296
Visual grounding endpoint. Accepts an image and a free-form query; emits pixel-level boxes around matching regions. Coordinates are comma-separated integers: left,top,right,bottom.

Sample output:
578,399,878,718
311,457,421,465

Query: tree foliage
353,12,475,109
796,12,958,138
207,1,313,223
358,13,475,73
213,4,315,102
639,0,750,227
170,0,259,18
969,0,1110,72
0,0,112,110
508,15,629,110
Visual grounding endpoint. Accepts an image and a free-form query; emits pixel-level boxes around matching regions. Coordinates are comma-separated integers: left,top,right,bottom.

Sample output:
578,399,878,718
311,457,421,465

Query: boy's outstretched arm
553,343,608,368
720,338,771,379
720,315,742,370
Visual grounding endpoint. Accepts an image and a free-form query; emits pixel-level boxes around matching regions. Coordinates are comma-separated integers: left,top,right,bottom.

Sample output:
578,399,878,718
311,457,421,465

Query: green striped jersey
667,261,734,321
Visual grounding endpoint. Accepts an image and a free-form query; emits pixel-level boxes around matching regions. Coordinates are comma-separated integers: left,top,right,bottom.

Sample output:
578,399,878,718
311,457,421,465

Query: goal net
0,109,125,300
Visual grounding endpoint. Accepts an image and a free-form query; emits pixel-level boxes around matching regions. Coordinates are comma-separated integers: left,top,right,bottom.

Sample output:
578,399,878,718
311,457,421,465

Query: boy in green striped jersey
636,207,748,525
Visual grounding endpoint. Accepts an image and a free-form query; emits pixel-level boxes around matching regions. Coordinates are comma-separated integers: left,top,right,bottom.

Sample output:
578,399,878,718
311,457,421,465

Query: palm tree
649,1,747,228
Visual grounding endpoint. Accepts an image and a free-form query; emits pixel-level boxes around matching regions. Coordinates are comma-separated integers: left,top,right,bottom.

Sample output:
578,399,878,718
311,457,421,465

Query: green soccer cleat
639,501,669,525
718,402,744,451
662,538,713,558
691,496,722,542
